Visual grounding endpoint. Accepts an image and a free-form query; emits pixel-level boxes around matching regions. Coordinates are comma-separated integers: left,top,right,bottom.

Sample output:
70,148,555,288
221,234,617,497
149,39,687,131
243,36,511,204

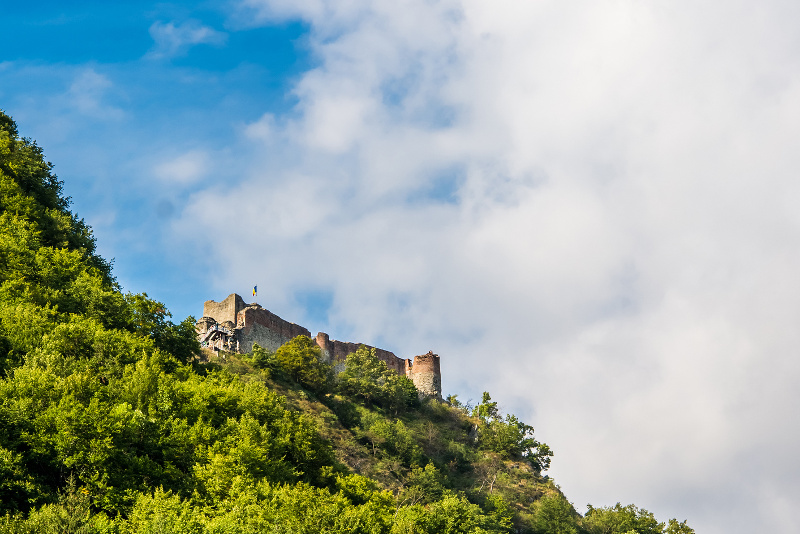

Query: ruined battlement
203,293,247,325
314,332,408,375
197,293,442,399
199,294,311,355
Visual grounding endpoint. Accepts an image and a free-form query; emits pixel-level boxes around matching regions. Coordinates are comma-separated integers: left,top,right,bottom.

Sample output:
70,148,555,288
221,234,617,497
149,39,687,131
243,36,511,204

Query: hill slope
0,110,693,534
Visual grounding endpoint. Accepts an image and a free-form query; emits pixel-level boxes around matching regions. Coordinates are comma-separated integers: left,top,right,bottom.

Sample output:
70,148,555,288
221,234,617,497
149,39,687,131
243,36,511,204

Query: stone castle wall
203,293,246,325
314,332,411,376
237,306,311,354
198,294,442,398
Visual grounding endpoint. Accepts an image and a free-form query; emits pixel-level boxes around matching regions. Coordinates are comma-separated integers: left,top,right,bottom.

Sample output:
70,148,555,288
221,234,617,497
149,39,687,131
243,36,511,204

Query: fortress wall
238,306,310,353
204,294,247,325
237,322,289,353
409,351,442,399
314,333,358,374
313,333,409,376
315,332,333,363
376,348,409,376
199,294,442,398
241,306,311,339
403,358,413,377
330,340,365,363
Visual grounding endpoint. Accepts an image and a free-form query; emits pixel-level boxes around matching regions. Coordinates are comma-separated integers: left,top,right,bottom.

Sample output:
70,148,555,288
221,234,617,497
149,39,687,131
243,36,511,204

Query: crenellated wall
198,293,442,398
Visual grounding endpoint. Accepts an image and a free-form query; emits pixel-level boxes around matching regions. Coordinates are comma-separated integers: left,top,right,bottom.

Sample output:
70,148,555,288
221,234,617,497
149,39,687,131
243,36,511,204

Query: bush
531,493,579,534
583,503,664,534
472,392,552,471
273,336,333,393
338,346,419,413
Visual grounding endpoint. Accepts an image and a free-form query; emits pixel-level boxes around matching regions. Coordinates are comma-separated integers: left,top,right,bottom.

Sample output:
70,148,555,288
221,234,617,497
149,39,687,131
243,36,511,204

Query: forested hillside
0,110,694,533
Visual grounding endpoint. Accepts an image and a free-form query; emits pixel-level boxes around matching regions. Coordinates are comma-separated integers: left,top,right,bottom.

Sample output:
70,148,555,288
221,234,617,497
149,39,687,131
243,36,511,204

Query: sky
3,1,800,531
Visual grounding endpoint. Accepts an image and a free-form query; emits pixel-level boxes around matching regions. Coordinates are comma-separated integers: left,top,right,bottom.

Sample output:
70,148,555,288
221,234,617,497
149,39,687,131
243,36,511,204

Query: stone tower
407,351,442,400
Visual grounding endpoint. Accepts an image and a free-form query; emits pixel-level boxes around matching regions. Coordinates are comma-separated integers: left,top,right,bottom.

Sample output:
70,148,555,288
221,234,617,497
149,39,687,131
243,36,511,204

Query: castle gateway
196,293,442,399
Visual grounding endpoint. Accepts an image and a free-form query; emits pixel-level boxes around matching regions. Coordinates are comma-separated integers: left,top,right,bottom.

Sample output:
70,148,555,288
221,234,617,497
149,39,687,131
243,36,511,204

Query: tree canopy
338,345,419,413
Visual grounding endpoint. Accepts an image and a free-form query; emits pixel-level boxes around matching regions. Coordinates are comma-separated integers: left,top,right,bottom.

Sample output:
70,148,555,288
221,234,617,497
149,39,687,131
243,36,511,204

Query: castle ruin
196,293,442,399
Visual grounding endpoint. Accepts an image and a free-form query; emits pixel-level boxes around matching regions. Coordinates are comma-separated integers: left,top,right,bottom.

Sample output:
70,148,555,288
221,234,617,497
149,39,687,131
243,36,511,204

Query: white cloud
243,113,277,143
154,150,211,186
172,1,800,531
68,69,124,120
147,19,227,59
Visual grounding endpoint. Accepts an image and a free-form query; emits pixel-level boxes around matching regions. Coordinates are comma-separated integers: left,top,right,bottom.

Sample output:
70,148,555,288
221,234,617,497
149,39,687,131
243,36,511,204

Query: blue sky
5,1,800,532
1,0,313,321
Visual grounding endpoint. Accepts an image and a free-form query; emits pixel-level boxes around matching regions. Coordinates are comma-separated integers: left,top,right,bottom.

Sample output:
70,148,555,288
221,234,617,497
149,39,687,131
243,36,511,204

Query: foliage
665,519,695,534
0,113,110,280
399,463,447,505
473,392,553,471
392,492,512,534
125,293,200,364
583,503,664,534
338,346,419,413
362,416,422,467
530,493,579,534
338,346,390,404
273,335,332,392
248,342,274,371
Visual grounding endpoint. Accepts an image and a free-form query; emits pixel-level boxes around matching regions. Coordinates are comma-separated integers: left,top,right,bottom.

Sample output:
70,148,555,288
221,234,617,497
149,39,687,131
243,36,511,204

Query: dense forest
0,109,694,533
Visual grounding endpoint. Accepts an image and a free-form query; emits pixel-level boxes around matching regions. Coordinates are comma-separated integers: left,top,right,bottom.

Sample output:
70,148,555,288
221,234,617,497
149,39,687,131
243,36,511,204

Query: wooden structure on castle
196,293,442,399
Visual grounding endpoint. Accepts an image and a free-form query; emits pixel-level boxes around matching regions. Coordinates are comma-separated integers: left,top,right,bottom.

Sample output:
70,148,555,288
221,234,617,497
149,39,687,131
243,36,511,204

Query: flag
252,285,257,297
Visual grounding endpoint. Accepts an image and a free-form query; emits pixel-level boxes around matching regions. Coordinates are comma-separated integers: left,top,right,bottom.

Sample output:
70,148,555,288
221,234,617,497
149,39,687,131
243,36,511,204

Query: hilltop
0,109,694,533
196,292,442,398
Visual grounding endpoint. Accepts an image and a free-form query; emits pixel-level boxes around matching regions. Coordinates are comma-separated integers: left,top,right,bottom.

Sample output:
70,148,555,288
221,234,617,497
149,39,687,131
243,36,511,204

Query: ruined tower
407,351,442,399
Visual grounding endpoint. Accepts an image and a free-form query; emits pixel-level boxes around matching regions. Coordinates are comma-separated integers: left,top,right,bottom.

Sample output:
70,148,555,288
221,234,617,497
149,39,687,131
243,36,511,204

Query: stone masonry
196,293,442,399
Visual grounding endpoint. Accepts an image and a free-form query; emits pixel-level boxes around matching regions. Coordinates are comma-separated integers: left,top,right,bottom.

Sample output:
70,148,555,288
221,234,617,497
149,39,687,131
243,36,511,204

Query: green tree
364,418,422,466
0,475,110,534
338,346,387,405
125,293,199,364
122,488,204,534
393,493,512,534
473,392,553,471
0,111,110,279
665,519,695,534
583,503,664,534
531,493,579,534
473,391,500,421
383,373,420,414
399,463,447,505
249,342,274,370
273,335,332,392
338,345,419,413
